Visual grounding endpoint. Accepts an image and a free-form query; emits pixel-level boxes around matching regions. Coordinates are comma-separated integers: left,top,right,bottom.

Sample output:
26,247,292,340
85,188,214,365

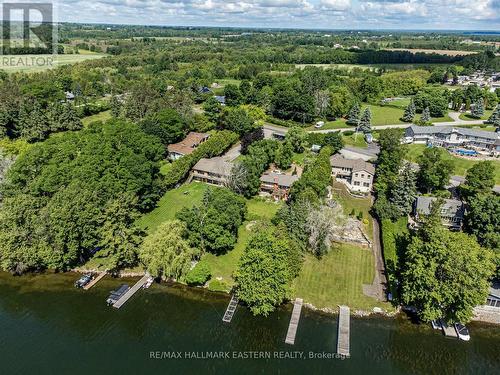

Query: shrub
185,262,211,286
343,130,355,136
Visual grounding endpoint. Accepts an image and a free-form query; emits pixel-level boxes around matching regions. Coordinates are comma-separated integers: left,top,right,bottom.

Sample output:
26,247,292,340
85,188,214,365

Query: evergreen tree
390,162,417,217
486,104,500,127
18,100,50,142
421,107,431,123
357,108,372,134
471,98,485,119
402,100,416,123
346,103,360,125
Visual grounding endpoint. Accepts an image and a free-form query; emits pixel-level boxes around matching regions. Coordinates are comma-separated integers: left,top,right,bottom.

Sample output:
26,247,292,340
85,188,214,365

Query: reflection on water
0,272,499,375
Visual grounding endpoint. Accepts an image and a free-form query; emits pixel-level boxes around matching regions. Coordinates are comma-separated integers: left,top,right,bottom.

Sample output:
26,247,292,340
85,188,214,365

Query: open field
202,198,283,291
136,183,210,233
292,244,391,311
406,144,500,184
343,134,369,148
0,53,107,73
82,110,112,127
384,48,478,56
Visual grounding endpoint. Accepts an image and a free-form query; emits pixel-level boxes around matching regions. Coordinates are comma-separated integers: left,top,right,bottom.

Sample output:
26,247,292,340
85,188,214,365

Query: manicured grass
380,218,409,301
342,134,368,148
292,151,315,167
203,198,283,291
136,183,210,233
1,53,106,73
459,110,493,121
292,244,391,310
82,110,112,127
332,182,373,240
406,144,500,184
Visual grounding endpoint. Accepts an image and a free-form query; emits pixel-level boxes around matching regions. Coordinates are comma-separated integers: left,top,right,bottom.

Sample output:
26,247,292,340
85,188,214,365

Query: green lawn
82,110,112,127
332,182,373,240
342,134,368,148
380,218,409,301
309,104,452,131
203,198,283,291
406,144,500,184
1,53,106,73
292,244,391,310
136,183,210,233
459,110,493,121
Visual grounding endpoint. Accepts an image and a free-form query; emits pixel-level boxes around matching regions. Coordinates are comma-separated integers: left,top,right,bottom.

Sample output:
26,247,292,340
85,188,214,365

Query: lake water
0,271,499,375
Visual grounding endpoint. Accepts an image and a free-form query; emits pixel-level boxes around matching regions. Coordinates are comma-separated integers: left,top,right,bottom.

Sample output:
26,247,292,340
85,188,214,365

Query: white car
315,121,325,128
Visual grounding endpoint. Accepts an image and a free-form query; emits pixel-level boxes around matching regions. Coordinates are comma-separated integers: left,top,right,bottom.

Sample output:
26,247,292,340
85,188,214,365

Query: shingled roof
330,154,375,175
167,132,210,156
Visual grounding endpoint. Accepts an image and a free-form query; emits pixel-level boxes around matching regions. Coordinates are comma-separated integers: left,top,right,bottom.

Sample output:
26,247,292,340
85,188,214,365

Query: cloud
55,0,500,29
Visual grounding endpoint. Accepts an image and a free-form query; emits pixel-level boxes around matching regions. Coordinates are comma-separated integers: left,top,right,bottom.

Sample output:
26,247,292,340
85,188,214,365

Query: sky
21,0,500,30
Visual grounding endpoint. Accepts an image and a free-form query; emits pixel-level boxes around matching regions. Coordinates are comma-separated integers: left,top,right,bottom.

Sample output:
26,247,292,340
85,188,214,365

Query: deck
222,295,239,323
112,273,150,309
83,271,107,290
285,298,303,345
337,305,350,357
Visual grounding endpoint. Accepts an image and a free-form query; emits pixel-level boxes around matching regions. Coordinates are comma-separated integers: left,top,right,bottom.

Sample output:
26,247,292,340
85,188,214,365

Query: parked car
315,121,325,128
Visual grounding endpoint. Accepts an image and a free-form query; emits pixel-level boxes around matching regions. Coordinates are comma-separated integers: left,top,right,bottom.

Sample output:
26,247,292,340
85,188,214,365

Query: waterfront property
486,282,500,309
167,132,210,160
412,196,465,229
285,298,303,345
191,157,233,186
112,273,151,309
330,154,375,193
404,125,500,155
260,173,299,201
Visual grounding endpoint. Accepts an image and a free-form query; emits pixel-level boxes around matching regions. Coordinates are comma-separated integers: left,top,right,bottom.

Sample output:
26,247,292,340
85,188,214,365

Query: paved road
264,113,486,135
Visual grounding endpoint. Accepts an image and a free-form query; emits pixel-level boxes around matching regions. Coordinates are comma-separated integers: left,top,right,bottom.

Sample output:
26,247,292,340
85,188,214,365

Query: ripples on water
0,272,499,375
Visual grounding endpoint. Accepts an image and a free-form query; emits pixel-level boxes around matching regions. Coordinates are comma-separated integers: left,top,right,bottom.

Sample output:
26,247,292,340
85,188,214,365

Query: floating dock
222,295,239,323
285,298,303,345
337,305,350,358
442,322,458,339
112,273,150,309
83,271,107,290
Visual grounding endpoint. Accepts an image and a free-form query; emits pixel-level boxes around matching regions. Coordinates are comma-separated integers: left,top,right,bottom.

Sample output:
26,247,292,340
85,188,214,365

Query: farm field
0,53,107,73
384,48,478,56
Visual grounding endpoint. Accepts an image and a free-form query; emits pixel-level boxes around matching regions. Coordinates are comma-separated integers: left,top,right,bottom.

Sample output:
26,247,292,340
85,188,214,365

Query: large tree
219,106,255,136
461,161,495,198
140,108,186,145
235,225,301,316
417,147,454,193
358,108,372,134
402,209,495,323
402,100,416,123
285,126,308,153
471,98,485,119
346,103,360,125
389,162,417,217
275,141,294,170
139,220,198,279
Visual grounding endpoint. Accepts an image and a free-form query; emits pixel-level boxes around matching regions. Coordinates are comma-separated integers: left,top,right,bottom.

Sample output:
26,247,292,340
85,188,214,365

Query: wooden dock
337,305,350,358
441,321,458,338
222,295,239,323
112,273,150,309
285,298,303,345
83,271,107,290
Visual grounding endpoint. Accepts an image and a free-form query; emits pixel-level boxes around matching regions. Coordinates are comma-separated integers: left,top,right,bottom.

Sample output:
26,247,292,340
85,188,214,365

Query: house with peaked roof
260,173,299,201
330,154,375,193
191,157,233,186
413,196,465,230
404,125,500,154
167,132,210,160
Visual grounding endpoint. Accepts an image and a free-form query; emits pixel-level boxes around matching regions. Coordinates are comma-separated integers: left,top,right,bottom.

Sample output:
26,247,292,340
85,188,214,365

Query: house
215,96,226,105
260,173,299,201
330,154,375,193
486,282,500,309
404,125,500,154
413,196,465,229
167,132,210,161
191,157,233,186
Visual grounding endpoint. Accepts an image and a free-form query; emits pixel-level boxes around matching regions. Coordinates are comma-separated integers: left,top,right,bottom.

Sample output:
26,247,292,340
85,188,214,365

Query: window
354,173,358,177
361,174,365,178
354,181,360,186
363,182,370,187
